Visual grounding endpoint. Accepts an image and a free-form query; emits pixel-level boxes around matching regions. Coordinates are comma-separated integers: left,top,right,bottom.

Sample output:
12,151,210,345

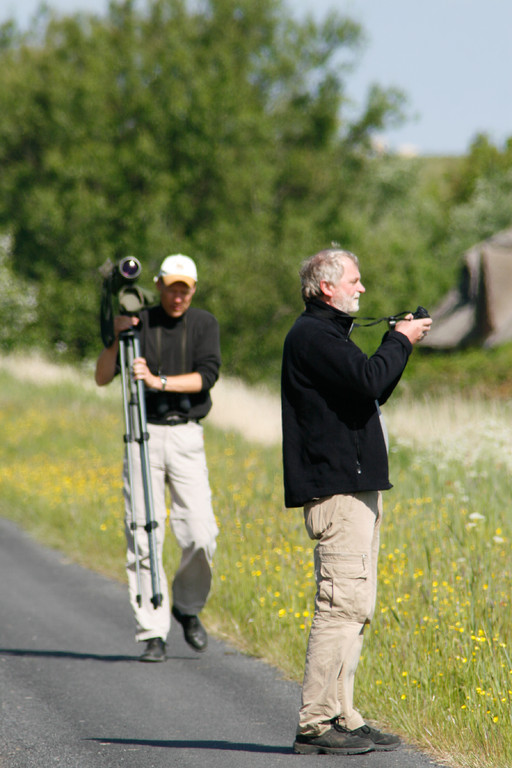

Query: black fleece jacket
281,298,412,508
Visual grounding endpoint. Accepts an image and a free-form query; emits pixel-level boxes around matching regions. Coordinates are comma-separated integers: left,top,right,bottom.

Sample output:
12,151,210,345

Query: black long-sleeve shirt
137,304,221,423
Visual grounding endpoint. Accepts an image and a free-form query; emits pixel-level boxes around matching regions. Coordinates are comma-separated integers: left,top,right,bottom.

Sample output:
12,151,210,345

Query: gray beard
333,296,359,314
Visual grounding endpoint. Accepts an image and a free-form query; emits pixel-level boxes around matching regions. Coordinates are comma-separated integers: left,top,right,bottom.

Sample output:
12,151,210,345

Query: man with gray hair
281,248,431,755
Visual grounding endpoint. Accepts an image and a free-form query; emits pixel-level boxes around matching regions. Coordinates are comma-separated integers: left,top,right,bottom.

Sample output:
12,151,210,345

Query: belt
165,417,200,427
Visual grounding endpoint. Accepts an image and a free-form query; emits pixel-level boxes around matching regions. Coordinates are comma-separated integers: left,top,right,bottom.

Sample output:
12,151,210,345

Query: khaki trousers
298,491,382,736
123,421,218,643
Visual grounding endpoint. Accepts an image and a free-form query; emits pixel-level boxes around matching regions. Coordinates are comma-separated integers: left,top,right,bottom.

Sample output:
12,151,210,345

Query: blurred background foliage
0,0,511,383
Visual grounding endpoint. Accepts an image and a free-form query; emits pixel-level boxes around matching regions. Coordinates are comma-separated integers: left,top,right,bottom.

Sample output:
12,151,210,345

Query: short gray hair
300,248,359,302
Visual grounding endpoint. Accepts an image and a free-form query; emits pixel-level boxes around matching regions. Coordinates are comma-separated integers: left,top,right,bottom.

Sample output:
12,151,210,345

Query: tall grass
1,365,511,768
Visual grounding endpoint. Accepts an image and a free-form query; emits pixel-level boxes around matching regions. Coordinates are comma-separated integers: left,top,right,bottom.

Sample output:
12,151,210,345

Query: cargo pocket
304,496,334,540
314,548,370,622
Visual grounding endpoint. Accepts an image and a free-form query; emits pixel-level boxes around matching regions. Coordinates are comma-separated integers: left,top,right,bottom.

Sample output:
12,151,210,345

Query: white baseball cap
155,254,197,287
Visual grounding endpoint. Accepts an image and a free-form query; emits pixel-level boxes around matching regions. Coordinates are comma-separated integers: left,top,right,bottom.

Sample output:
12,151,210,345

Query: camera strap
351,310,410,329
351,315,391,328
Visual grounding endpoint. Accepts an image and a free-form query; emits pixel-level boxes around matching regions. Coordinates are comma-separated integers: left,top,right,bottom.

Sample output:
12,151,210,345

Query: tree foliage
0,237,38,350
0,0,511,379
441,134,512,262
0,0,406,375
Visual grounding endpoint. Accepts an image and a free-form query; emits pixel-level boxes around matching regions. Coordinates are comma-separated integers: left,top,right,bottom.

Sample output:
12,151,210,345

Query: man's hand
95,315,140,387
114,315,139,338
132,357,160,389
395,313,433,345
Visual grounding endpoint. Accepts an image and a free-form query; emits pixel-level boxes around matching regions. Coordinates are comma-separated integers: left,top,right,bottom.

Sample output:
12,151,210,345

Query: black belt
165,417,200,426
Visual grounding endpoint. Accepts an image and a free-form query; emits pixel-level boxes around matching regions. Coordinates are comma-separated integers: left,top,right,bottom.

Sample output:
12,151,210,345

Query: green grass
1,365,512,768
402,342,512,399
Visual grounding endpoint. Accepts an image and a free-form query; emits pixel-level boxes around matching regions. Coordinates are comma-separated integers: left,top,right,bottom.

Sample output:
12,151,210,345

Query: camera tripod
118,325,163,610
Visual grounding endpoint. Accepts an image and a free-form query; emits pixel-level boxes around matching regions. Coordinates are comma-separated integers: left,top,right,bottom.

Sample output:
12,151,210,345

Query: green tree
0,237,38,351
0,0,406,376
441,135,512,261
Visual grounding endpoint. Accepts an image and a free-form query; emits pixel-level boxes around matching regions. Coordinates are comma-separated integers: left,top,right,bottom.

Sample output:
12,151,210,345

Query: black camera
387,305,430,330
412,305,430,319
99,256,141,294
99,256,142,347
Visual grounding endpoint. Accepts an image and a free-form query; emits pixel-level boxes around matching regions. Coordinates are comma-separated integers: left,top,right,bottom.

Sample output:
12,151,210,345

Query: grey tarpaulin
421,227,512,349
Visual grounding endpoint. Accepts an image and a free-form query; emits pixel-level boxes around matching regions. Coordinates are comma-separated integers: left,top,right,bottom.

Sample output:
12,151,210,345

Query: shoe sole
293,742,373,755
371,742,400,751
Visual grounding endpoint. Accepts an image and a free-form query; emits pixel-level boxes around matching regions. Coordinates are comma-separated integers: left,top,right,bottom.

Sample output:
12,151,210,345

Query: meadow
1,358,512,768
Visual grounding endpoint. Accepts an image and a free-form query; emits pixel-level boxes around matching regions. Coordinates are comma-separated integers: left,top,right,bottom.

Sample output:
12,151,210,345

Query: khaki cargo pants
298,491,382,736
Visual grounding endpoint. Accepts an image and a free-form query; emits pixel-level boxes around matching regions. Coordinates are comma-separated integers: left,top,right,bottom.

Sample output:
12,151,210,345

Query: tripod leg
119,337,143,607
128,332,163,609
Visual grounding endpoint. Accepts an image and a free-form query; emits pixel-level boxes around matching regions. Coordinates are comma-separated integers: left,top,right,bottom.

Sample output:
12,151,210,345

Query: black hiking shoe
172,605,208,652
349,723,401,751
139,637,166,662
293,721,374,755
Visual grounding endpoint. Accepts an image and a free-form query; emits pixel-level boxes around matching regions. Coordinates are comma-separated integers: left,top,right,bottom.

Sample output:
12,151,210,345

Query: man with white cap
95,254,221,661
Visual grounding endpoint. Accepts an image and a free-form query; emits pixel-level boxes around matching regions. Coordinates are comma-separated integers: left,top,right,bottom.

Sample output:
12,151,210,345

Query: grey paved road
0,517,443,768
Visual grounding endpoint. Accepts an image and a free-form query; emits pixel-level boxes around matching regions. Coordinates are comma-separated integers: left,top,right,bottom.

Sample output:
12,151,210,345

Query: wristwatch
159,375,167,391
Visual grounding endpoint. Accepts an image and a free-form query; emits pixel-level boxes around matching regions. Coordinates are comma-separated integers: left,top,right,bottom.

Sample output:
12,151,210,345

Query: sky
1,0,510,156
